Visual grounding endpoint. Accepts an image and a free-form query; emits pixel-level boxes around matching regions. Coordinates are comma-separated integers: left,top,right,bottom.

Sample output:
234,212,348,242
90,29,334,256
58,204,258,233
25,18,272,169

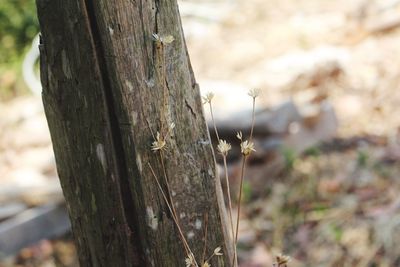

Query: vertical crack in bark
154,0,160,33
185,99,196,118
138,0,151,80
81,0,145,265
150,0,161,81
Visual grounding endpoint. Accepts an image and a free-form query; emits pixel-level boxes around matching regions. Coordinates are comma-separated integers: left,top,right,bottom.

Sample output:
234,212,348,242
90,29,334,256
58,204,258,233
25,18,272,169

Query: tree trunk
36,0,232,266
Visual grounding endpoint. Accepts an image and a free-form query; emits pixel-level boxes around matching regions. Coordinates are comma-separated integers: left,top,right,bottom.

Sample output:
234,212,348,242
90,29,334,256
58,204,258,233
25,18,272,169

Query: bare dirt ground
187,0,400,266
2,0,400,266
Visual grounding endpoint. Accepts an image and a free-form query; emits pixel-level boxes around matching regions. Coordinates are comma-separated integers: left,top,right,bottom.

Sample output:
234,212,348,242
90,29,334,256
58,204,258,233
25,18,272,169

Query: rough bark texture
36,0,232,266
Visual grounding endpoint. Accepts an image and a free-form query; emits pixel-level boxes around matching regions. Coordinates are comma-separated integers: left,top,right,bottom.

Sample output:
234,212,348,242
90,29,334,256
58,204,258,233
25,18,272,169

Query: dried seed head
152,33,174,44
161,35,174,44
217,140,231,156
236,131,243,140
185,253,196,267
202,262,211,267
202,92,214,104
151,132,166,151
248,88,260,98
274,253,291,266
213,246,223,256
240,140,255,156
152,33,161,41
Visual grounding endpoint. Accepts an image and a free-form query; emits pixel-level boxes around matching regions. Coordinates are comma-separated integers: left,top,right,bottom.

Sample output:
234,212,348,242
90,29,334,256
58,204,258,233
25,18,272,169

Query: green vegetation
356,149,369,168
0,0,39,98
282,146,297,171
242,180,253,203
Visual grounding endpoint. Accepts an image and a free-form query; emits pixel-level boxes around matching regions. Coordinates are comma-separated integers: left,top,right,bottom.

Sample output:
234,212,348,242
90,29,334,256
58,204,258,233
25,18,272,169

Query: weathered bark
36,0,232,266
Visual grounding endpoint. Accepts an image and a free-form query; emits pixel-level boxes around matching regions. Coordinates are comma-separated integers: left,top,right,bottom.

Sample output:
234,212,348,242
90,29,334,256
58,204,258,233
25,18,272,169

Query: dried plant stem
232,94,257,266
233,156,247,267
208,101,233,237
147,163,193,259
222,156,235,248
201,213,209,264
158,151,179,221
157,42,168,134
208,101,236,265
208,102,220,141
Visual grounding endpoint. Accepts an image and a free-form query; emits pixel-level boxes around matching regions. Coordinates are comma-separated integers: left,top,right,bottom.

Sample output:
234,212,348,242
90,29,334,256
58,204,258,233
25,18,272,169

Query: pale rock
13,146,55,174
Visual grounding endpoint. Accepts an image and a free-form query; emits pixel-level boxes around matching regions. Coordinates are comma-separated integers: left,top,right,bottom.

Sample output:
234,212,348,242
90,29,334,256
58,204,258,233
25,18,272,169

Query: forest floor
2,0,400,266
185,0,400,266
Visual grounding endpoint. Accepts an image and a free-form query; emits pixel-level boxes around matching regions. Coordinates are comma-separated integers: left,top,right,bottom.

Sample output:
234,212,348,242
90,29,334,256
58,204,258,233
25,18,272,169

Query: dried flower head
152,33,174,44
202,92,214,104
273,253,291,267
202,262,211,267
152,33,161,42
240,140,255,156
161,35,174,44
236,131,243,140
248,88,260,98
213,246,223,256
217,140,231,156
151,132,166,151
185,253,196,267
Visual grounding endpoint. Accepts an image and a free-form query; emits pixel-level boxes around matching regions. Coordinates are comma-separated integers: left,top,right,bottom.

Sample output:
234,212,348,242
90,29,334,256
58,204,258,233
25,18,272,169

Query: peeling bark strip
36,0,232,266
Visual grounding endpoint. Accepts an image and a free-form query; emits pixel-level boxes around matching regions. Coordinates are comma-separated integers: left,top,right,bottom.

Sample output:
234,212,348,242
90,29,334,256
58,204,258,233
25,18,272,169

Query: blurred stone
0,96,44,126
210,100,301,140
260,46,349,91
5,168,48,187
285,101,338,154
10,115,51,148
201,80,250,121
341,226,371,258
336,95,363,119
0,203,27,221
318,179,342,195
14,146,55,174
248,243,273,267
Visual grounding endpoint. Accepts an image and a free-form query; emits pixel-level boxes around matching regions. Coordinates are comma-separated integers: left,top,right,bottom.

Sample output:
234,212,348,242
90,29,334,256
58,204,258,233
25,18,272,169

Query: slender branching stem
158,151,179,221
209,102,220,141
222,155,235,250
158,151,201,266
208,100,237,265
201,213,209,264
232,94,257,266
148,163,193,259
233,156,247,267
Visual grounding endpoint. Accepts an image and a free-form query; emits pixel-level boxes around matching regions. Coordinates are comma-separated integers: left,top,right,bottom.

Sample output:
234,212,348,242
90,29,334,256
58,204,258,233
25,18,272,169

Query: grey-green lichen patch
195,218,202,230
187,231,195,239
96,143,107,174
136,154,142,172
125,80,134,91
61,49,72,79
108,26,114,36
131,111,138,126
146,206,158,231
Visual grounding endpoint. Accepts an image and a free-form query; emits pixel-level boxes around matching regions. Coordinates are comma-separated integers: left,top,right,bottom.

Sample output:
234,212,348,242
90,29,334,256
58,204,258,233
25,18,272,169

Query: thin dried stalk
148,163,195,263
209,102,220,141
207,98,236,263
222,155,235,246
233,156,247,267
232,91,258,267
201,213,209,264
159,151,180,223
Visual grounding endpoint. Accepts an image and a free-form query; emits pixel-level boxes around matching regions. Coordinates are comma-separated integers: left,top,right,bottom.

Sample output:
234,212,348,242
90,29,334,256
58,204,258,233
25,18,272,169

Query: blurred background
2,0,400,266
